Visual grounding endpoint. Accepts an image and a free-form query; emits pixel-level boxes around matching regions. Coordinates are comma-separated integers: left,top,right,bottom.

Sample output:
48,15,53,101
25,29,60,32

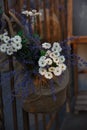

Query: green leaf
17,31,23,36
40,50,46,56
22,38,28,44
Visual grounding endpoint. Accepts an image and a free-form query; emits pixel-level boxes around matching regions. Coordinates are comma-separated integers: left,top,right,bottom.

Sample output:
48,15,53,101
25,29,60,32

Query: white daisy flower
28,11,33,16
22,10,31,16
3,36,10,43
38,60,47,67
54,67,62,76
46,58,52,65
32,9,37,13
35,12,42,16
7,49,13,55
49,52,56,59
56,61,60,66
12,35,22,43
44,72,53,79
39,56,46,61
45,50,51,56
0,44,7,52
22,10,29,14
53,42,60,48
53,57,59,64
60,64,67,71
53,51,60,57
22,10,41,17
42,42,51,49
52,46,62,52
59,56,65,63
12,47,17,52
39,68,47,75
12,42,22,50
6,43,11,49
49,67,55,72
58,46,62,52
52,46,58,52
32,10,41,16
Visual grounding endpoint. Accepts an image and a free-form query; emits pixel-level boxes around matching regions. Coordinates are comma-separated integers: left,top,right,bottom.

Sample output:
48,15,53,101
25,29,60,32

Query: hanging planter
0,8,69,113
22,68,69,113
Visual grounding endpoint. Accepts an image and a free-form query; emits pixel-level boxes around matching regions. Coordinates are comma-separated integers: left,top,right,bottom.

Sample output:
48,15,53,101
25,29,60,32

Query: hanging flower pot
0,9,69,113
22,68,69,113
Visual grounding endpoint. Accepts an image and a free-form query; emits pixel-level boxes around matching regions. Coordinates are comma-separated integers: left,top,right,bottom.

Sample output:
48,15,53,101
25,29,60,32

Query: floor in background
60,112,87,130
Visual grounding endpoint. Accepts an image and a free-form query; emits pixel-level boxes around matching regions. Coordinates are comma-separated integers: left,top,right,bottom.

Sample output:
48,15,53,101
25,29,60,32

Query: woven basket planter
22,69,69,113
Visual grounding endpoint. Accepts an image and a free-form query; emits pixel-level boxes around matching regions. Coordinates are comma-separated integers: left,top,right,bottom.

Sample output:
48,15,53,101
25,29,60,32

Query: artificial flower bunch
38,42,67,79
22,9,41,17
0,8,67,81
0,31,22,55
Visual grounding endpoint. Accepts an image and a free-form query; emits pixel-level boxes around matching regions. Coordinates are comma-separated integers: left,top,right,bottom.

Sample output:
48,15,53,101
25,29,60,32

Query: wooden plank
42,114,46,130
0,73,5,130
79,91,87,95
26,0,30,10
66,85,71,113
46,113,56,130
76,100,87,105
9,57,18,130
55,112,59,130
72,36,87,44
75,106,87,111
60,0,67,39
3,0,9,15
73,43,78,97
75,92,87,111
3,1,18,129
34,114,39,130
35,0,40,35
67,0,73,44
77,96,87,100
23,110,30,130
56,0,60,19
78,70,87,74
43,0,47,41
49,0,54,42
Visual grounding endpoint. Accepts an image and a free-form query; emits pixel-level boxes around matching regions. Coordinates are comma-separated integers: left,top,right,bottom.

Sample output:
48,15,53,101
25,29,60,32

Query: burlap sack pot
22,69,69,113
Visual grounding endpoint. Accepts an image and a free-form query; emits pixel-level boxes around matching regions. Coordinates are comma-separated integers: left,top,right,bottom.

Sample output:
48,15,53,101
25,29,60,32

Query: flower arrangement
0,9,67,81
0,7,68,104
0,31,22,55
38,42,66,79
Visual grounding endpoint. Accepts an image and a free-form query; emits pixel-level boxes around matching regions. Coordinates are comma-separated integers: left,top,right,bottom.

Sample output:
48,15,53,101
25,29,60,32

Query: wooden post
3,0,9,15
66,0,73,112
23,110,30,130
3,0,18,130
26,0,30,10
49,0,54,42
43,0,47,41
0,73,5,130
42,114,46,130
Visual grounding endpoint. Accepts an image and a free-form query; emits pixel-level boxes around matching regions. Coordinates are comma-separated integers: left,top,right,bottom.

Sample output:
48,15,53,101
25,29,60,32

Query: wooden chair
60,0,87,129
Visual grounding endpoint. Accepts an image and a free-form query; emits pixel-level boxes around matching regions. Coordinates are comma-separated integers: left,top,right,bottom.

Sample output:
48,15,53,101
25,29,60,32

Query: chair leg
46,113,56,130
34,114,39,130
23,110,30,130
43,114,46,130
55,112,59,130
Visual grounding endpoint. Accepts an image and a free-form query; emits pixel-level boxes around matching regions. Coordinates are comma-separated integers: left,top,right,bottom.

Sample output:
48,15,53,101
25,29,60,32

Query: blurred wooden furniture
67,0,87,112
